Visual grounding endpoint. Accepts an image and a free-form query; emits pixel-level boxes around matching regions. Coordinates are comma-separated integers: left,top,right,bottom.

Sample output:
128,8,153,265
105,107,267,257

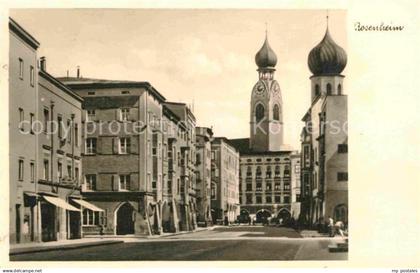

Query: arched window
315,84,320,96
255,104,265,122
326,83,332,95
274,165,280,177
338,84,342,95
273,104,280,121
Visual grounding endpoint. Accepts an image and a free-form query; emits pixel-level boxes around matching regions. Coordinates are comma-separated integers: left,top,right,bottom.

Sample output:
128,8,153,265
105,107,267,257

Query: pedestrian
334,221,344,237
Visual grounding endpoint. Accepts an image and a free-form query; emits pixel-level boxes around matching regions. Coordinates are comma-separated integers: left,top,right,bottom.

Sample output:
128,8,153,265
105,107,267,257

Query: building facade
195,127,214,226
210,138,240,224
163,102,198,231
10,18,86,245
230,34,300,224
9,18,40,244
300,26,348,227
37,61,84,242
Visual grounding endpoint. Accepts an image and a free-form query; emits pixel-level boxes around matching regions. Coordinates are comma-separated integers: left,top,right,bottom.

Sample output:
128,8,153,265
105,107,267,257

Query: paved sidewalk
299,229,329,238
9,238,124,255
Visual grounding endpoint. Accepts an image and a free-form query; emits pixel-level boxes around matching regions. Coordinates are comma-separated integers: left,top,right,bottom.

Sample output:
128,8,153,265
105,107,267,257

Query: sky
10,9,347,150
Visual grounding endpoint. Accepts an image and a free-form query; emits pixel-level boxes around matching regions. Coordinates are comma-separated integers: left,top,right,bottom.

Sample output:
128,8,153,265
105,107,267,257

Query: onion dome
308,28,347,76
255,36,277,69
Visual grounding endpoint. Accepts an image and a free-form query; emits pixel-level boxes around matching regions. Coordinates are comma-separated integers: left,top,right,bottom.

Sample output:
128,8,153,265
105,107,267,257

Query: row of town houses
9,16,348,244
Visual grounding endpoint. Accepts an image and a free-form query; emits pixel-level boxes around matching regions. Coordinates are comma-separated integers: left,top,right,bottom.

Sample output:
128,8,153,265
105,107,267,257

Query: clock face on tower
254,81,266,96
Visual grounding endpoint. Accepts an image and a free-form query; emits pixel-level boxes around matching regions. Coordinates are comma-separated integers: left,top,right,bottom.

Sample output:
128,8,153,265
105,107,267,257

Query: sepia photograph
7,9,349,261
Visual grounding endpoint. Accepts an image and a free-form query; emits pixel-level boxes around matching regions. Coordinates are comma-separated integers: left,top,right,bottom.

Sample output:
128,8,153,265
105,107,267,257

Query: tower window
273,104,280,121
338,84,342,95
255,104,265,122
327,83,332,95
315,84,320,96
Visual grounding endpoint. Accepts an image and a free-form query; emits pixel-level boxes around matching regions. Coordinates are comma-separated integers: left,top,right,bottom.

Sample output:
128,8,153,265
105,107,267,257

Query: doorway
41,202,56,242
116,203,135,235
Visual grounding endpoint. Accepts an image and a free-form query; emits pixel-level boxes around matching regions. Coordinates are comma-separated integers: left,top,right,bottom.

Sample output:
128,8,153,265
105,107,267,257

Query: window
19,58,24,79
121,90,130,94
87,91,95,95
211,151,215,160
119,137,131,154
256,196,262,204
121,108,130,121
338,144,348,153
266,196,272,203
246,183,252,191
284,183,291,190
295,165,300,173
284,196,290,203
30,65,34,86
67,165,72,178
326,83,332,95
337,172,348,182
75,167,79,183
119,175,130,190
74,123,79,146
256,166,262,178
256,183,262,191
87,110,95,121
266,183,272,191
57,162,62,180
18,108,24,131
274,195,281,203
273,104,280,121
30,162,35,183
255,104,265,122
315,84,320,96
43,159,49,180
18,159,24,181
246,166,252,177
57,115,63,139
30,113,34,134
338,84,342,95
86,138,97,155
43,108,49,133
85,174,96,191
211,183,216,200
246,194,253,204
274,183,281,190
296,194,301,202
82,209,101,226
266,166,272,178
275,165,280,177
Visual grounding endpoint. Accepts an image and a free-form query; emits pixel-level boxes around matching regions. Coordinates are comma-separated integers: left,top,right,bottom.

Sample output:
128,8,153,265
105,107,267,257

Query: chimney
77,66,80,78
40,56,46,71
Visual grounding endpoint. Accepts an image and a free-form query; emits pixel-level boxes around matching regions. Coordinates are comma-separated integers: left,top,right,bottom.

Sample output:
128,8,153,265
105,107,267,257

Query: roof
163,104,181,123
9,17,40,50
57,77,166,103
39,70,83,102
82,96,139,109
229,138,294,156
212,137,238,152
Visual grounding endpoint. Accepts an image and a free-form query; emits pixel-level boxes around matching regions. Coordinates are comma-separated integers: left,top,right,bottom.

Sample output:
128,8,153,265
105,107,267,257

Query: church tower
249,33,283,152
307,24,347,99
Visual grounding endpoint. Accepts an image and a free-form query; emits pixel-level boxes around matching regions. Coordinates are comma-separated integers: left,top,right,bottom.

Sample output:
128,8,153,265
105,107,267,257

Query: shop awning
72,199,104,212
43,195,80,211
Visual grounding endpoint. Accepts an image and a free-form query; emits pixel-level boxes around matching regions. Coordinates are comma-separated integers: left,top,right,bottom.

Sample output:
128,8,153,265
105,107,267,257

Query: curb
9,240,124,256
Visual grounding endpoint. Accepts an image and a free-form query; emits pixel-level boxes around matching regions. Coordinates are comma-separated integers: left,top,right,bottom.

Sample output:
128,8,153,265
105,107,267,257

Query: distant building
195,127,214,226
290,152,301,220
210,137,240,224
230,33,300,224
9,18,40,244
300,26,348,227
163,102,198,231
